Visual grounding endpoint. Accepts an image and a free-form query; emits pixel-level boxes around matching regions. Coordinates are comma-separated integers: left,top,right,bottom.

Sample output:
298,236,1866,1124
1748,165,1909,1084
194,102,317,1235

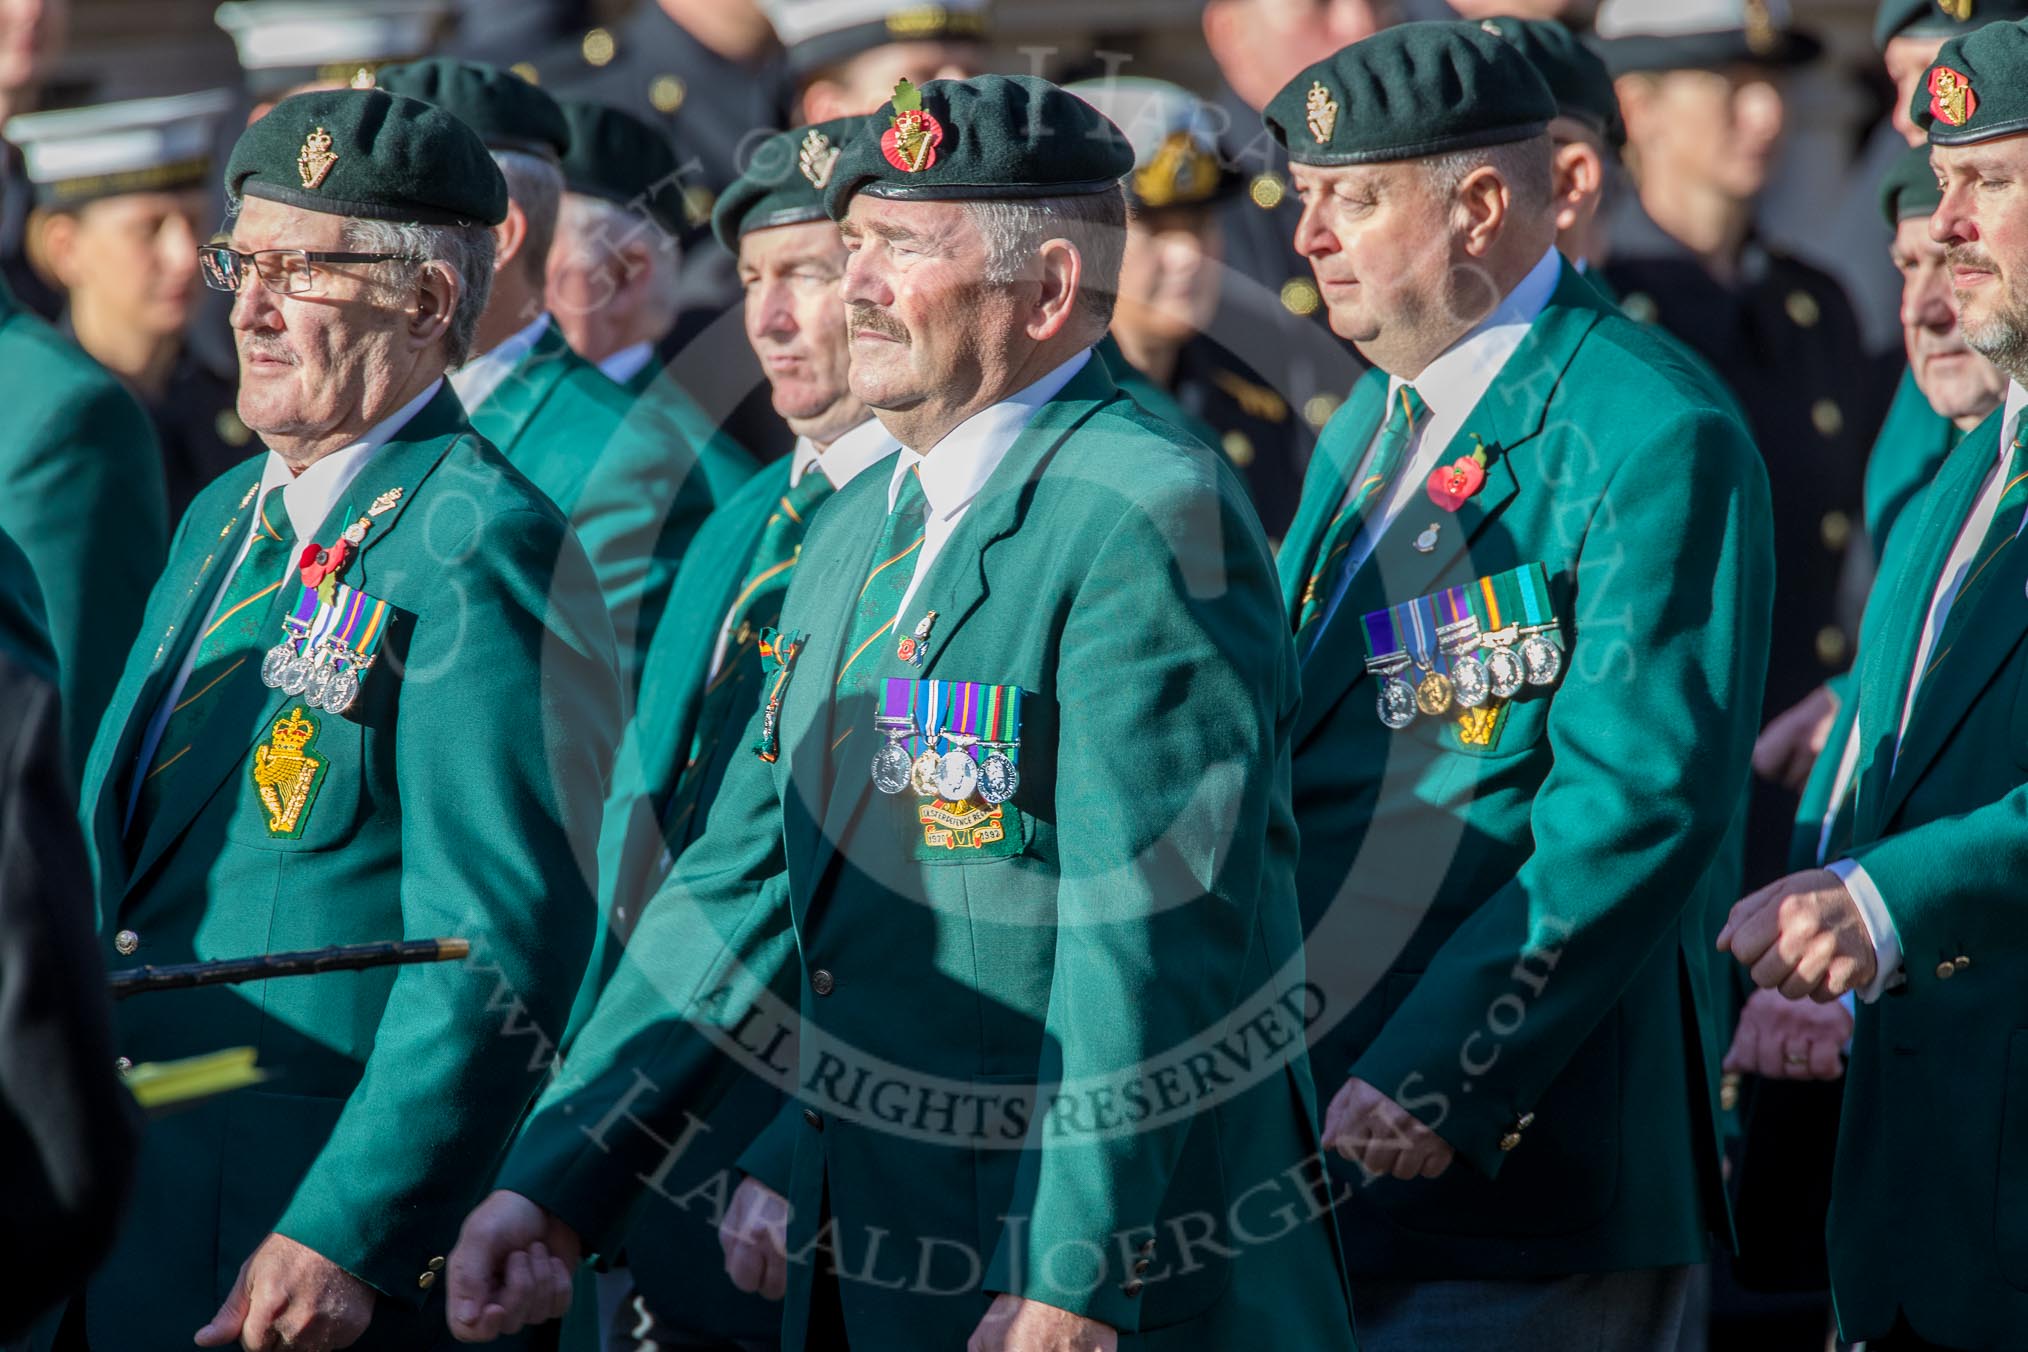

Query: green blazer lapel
1295,265,1601,746
123,395,465,894
1279,371,1388,619
1852,419,2002,841
803,358,1122,896
465,322,573,458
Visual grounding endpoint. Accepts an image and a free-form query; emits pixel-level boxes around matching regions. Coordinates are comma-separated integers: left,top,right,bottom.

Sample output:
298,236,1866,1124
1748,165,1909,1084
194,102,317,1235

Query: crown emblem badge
251,706,327,837
1306,81,1339,145
799,128,840,189
298,126,338,190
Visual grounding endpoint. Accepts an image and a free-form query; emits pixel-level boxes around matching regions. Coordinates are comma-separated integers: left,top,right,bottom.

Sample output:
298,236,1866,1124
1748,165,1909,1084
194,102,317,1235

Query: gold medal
1415,670,1455,717
909,750,941,797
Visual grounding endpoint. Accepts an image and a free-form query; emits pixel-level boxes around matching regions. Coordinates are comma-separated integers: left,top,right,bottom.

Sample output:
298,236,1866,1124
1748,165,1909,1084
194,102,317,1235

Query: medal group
1362,563,1564,744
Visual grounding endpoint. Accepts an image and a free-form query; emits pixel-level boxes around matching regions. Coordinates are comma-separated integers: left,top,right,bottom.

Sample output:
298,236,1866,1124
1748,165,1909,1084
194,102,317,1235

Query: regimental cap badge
882,78,944,173
1743,0,1777,56
1305,80,1339,145
799,127,840,189
1930,65,1977,128
297,125,338,189
1939,0,1975,19
349,66,375,90
368,486,403,515
1134,130,1220,209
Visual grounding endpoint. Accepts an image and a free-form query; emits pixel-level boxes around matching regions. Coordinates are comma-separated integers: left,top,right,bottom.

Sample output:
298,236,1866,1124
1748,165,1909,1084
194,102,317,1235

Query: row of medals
871,717,1020,805
261,633,371,715
1372,615,1562,730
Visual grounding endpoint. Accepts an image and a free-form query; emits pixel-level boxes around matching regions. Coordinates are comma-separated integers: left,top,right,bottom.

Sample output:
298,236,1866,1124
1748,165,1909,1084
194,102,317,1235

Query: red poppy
1427,457,1486,513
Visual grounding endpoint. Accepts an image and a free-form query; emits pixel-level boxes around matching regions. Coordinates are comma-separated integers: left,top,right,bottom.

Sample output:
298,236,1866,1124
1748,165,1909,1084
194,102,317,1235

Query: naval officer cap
1875,0,2028,52
215,0,453,98
763,0,990,79
6,88,235,207
1590,0,1822,76
1879,143,1945,224
558,99,686,237
1912,18,2028,143
1263,21,1557,168
1476,16,1625,150
224,86,508,226
373,58,571,163
713,117,861,251
1064,77,1241,211
822,74,1134,218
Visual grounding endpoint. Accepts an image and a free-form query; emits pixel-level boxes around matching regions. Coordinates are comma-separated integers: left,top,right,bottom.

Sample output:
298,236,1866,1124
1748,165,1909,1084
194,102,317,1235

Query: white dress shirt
124,379,444,829
883,348,1090,626
598,340,655,386
1832,379,2028,999
448,312,551,412
1311,246,1563,638
701,417,899,682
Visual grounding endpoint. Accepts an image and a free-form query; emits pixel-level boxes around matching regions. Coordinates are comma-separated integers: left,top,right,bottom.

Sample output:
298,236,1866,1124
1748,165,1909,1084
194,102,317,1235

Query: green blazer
0,277,168,775
619,357,760,508
499,358,1355,1351
1818,405,2028,1348
467,321,718,689
1283,262,1774,1279
1864,367,1961,565
72,386,620,1348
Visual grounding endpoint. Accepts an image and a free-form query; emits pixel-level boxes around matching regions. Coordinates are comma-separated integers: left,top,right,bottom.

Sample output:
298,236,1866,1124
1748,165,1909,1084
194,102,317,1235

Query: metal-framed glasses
198,245,419,296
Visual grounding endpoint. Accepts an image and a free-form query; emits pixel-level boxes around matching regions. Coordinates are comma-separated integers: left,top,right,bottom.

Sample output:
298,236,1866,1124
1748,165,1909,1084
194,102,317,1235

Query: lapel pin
369,487,404,516
1412,522,1440,553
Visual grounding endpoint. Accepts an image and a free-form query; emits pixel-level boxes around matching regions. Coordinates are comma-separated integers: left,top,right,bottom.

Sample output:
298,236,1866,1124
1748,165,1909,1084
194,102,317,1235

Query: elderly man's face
1934,137,2028,383
839,195,1017,415
227,194,414,441
1895,211,2007,424
1289,159,1459,374
740,219,855,432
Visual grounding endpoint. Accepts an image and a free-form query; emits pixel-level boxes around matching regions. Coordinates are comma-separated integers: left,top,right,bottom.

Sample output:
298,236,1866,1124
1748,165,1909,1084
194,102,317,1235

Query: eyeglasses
198,244,420,296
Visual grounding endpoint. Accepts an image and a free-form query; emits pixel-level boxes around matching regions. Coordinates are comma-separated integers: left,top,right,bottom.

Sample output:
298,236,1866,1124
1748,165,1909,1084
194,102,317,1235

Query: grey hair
557,192,683,325
964,185,1128,333
1421,134,1554,220
492,148,565,283
338,216,496,367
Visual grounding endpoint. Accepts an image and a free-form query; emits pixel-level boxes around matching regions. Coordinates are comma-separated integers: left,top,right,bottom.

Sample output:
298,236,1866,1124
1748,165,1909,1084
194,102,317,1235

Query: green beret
1591,0,1821,76
1913,18,2028,144
225,87,507,226
713,118,860,252
374,57,570,163
822,75,1133,218
558,99,685,236
1880,143,1943,225
1476,17,1626,151
1264,21,1557,168
1875,0,2028,51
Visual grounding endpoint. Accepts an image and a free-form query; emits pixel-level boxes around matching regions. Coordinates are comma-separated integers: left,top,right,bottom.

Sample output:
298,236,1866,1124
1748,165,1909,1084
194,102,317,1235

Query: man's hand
1724,987,1853,1081
194,1232,375,1351
1752,684,1839,792
444,1189,580,1342
719,1177,791,1300
968,1294,1118,1352
1718,868,1879,1001
1321,1076,1455,1180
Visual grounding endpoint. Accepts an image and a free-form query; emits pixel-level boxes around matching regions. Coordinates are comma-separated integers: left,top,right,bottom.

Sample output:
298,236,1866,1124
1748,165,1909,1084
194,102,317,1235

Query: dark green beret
1875,0,2028,51
225,87,507,226
1591,0,1821,76
1477,17,1626,151
1264,21,1557,168
374,58,570,163
822,75,1133,217
558,99,684,236
1913,18,2028,144
1879,143,1943,224
713,117,860,252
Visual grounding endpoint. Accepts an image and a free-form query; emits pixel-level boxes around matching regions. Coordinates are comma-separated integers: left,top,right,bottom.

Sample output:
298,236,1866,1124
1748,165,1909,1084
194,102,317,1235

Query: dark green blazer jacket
71,386,620,1348
0,277,168,774
500,358,1356,1351
1284,263,1775,1279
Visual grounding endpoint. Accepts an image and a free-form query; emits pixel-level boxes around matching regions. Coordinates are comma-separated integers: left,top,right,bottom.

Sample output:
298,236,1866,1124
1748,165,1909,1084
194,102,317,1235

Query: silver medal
1520,634,1563,687
871,741,914,794
936,749,980,802
1378,676,1419,730
324,667,362,715
304,657,336,710
260,643,294,688
1451,652,1491,708
1486,647,1525,699
978,753,1020,805
281,651,312,695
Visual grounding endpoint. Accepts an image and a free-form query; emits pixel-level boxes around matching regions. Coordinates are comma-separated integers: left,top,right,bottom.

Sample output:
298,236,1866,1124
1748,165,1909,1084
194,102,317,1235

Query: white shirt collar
793,416,899,490
1389,247,1562,422
448,311,551,413
258,378,441,544
2000,381,2028,462
886,348,1091,515
598,340,655,385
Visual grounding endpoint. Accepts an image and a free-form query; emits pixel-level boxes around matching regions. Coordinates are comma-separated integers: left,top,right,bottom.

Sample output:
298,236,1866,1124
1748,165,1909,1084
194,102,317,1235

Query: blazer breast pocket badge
870,677,1023,858
1362,563,1563,752
260,580,393,718
251,705,327,838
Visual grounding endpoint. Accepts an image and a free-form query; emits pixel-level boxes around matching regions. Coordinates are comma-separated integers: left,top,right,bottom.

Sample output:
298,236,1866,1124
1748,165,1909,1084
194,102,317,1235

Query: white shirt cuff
1827,858,1903,1002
